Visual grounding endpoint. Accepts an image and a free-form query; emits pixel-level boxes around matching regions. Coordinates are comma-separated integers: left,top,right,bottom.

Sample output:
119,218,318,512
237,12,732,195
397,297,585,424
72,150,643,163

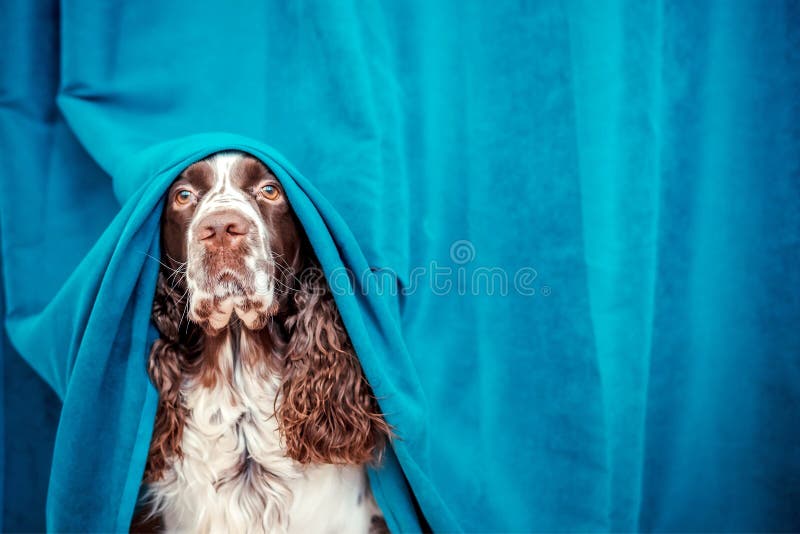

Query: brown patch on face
161,160,215,270
230,155,271,186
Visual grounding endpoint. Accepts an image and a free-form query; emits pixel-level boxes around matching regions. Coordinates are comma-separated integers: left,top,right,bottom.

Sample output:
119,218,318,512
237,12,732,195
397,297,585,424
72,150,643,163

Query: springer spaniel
137,152,391,533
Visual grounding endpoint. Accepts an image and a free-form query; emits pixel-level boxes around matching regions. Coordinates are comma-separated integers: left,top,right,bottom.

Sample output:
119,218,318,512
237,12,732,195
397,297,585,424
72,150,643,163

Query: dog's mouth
186,262,276,334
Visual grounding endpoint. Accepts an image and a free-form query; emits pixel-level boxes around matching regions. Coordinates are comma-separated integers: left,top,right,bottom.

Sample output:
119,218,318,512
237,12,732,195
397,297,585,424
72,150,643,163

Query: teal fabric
1,1,799,532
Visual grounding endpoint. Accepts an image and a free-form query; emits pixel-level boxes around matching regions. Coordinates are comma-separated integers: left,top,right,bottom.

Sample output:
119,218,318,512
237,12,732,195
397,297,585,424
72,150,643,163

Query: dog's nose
196,211,251,248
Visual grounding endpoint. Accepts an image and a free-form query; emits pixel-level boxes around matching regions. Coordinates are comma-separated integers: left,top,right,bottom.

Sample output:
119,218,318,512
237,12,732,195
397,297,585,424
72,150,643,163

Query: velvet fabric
1,1,799,532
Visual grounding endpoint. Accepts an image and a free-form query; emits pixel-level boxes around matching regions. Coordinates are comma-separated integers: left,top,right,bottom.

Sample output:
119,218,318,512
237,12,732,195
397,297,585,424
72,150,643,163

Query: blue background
1,1,799,532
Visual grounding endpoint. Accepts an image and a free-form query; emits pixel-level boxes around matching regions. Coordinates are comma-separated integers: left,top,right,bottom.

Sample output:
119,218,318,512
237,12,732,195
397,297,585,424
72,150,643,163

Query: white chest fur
146,335,380,533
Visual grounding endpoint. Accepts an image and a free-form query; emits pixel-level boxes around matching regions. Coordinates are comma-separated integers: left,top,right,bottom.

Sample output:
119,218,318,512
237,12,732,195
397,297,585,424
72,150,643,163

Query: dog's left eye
260,184,281,201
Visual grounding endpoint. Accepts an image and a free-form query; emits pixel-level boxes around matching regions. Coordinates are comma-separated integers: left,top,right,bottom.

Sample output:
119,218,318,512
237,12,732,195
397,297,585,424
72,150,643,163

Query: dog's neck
187,318,287,389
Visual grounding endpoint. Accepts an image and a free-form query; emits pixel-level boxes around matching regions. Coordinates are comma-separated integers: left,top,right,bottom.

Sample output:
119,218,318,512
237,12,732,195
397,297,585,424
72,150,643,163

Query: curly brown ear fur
277,267,391,465
143,272,201,482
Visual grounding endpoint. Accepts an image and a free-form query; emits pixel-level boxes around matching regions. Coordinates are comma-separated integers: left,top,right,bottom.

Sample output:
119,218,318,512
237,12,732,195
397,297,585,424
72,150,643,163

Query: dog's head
161,152,303,333
145,152,390,482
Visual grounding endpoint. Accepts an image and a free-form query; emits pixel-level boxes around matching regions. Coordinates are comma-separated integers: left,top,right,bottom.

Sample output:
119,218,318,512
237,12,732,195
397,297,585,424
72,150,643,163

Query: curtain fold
1,1,798,532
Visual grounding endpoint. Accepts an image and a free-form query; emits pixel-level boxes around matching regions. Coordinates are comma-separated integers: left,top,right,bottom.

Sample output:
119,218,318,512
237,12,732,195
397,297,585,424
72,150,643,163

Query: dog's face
161,152,302,333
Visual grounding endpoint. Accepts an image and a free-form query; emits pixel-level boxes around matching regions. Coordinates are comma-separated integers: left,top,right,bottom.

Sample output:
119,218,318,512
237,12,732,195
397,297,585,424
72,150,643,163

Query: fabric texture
1,1,799,532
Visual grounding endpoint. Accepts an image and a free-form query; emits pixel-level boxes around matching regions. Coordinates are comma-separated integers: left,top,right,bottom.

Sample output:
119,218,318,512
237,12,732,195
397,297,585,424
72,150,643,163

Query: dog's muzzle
185,208,275,333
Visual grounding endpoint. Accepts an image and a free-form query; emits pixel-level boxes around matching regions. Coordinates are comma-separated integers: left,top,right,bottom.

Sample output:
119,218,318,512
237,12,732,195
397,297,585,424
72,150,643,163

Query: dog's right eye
175,189,195,205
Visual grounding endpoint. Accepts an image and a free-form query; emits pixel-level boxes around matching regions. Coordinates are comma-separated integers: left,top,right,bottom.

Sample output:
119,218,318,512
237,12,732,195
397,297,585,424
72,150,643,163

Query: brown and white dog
139,152,391,533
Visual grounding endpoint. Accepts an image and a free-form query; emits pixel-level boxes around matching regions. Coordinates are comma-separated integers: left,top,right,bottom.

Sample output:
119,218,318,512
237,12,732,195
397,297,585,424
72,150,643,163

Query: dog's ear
144,271,200,482
277,260,391,465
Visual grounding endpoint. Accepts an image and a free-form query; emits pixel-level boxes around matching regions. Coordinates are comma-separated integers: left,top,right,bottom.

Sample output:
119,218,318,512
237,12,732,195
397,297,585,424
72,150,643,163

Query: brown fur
277,266,390,464
143,273,198,482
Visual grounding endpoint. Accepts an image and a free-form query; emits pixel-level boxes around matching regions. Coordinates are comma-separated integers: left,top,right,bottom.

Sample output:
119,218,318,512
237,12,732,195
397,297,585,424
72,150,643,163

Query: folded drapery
1,1,799,532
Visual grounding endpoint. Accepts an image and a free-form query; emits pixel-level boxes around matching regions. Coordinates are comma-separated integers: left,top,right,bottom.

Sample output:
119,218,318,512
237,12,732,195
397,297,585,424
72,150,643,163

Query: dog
137,151,391,533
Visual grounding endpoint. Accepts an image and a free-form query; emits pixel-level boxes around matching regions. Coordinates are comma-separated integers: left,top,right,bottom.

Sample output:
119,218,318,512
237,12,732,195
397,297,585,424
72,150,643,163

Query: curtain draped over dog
1,1,799,532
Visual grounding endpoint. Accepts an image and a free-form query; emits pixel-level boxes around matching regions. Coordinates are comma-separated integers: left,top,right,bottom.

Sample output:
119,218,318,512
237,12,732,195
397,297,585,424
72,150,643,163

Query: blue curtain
1,1,799,532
